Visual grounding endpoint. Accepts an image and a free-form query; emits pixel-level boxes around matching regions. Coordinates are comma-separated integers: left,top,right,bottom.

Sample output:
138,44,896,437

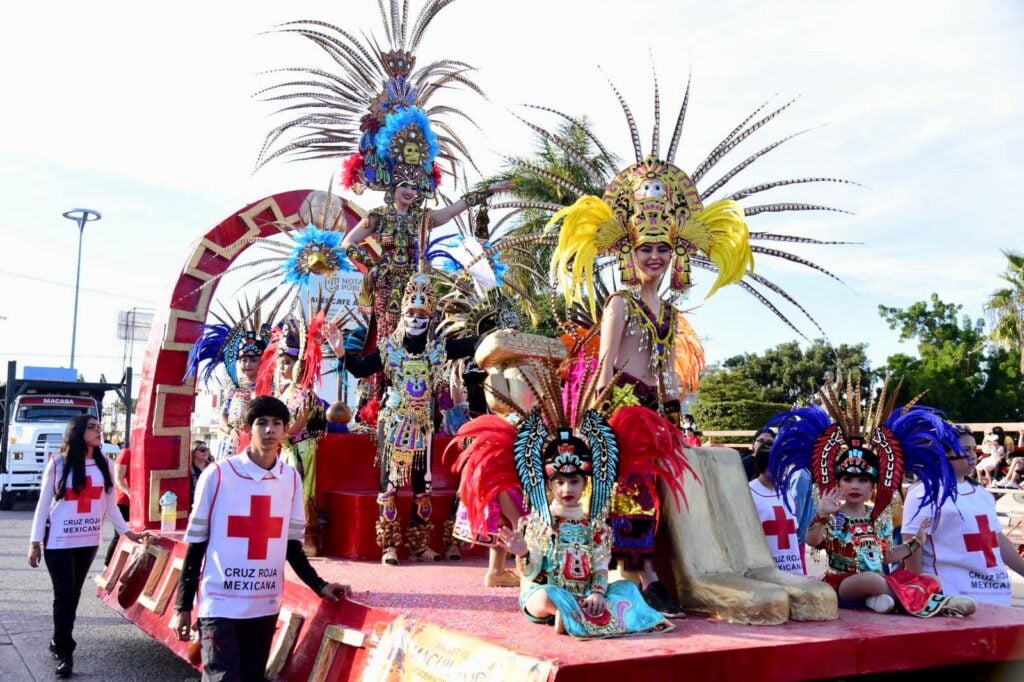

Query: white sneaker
1007,481,1021,489
865,594,895,613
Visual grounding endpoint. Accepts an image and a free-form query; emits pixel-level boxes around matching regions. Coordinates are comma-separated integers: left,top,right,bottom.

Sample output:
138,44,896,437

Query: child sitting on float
768,375,976,618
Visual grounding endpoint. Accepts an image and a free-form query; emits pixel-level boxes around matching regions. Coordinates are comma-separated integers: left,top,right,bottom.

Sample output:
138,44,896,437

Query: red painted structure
126,190,362,530
101,191,1024,680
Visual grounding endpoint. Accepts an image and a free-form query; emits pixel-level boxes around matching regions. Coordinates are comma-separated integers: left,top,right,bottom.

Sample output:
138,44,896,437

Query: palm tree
478,116,617,332
985,249,1024,372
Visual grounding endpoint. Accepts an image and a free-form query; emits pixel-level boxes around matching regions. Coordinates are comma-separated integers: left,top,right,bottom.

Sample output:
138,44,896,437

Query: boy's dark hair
244,396,291,427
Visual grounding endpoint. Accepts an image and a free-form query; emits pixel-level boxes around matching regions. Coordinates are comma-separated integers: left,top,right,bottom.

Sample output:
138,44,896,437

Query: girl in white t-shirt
905,425,1024,606
27,415,147,677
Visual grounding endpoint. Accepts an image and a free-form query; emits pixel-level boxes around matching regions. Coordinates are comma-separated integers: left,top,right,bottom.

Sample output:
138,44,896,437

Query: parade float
97,1,1024,679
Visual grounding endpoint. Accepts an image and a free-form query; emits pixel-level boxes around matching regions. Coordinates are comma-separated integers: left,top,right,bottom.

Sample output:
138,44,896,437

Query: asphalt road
0,499,198,681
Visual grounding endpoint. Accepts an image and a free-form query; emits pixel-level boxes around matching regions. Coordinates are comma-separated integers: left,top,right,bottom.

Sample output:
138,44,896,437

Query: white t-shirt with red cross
30,455,130,549
749,479,805,574
903,480,1011,607
184,450,305,619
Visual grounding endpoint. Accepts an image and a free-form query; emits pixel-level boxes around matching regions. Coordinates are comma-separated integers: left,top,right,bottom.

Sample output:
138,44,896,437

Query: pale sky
1,0,1021,385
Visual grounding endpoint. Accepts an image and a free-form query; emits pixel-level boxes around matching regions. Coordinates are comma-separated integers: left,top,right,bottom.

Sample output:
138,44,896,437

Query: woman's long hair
56,414,113,500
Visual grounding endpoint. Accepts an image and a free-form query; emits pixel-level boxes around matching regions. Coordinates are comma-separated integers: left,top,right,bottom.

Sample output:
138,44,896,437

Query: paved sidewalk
0,503,197,682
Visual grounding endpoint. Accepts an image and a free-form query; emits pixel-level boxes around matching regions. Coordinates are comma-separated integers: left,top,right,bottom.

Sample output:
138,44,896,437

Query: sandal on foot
943,596,976,617
865,594,895,613
445,543,462,561
410,547,442,562
381,547,399,566
483,570,520,588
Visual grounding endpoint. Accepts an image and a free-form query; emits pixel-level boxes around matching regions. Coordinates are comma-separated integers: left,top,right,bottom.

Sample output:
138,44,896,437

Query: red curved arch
128,190,364,527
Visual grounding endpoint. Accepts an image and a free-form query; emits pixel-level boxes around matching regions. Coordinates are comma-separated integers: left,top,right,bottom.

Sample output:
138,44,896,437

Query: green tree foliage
481,117,616,327
690,369,790,430
693,340,869,430
878,293,1022,421
722,340,871,404
984,250,1024,372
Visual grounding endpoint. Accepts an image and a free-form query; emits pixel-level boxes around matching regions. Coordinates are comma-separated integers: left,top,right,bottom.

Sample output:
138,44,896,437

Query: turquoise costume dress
519,500,670,639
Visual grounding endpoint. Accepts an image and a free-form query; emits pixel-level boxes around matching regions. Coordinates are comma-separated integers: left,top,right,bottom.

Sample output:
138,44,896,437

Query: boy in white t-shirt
170,396,349,680
904,424,1024,607
749,433,805,574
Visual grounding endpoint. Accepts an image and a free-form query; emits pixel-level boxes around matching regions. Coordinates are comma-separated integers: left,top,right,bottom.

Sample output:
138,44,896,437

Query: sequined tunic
377,332,447,485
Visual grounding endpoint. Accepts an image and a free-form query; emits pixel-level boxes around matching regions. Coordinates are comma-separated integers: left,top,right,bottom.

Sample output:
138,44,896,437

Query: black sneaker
55,651,73,678
643,581,687,619
49,639,59,660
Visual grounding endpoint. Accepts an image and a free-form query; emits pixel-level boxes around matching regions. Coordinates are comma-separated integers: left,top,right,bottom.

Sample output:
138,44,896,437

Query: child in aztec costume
768,375,977,617
184,300,275,462
251,2,509,404
327,271,481,565
256,315,329,554
451,358,690,638
539,70,850,615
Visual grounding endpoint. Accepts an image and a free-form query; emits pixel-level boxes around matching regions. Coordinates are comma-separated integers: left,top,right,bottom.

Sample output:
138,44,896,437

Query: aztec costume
903,479,1012,607
343,272,479,563
451,358,692,638
184,300,275,462
256,312,330,553
768,376,972,618
530,69,851,602
748,478,806,575
176,450,331,679
253,2,492,403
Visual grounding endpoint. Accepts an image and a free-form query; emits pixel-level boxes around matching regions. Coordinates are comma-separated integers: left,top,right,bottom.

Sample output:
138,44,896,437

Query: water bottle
159,491,178,532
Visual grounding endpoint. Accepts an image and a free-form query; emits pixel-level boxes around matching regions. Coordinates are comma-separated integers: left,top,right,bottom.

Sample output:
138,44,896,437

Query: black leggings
44,544,99,652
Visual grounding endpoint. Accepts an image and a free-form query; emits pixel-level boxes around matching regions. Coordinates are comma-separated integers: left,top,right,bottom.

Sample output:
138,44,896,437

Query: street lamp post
62,208,102,369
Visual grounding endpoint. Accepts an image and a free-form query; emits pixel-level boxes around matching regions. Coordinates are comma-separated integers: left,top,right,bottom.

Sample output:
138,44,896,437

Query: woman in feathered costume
340,104,513,350
451,358,692,638
185,299,277,462
768,375,976,618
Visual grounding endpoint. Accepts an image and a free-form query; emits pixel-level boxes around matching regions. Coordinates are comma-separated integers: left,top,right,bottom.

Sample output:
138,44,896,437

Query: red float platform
99,435,1024,680
316,433,483,560
100,533,1024,681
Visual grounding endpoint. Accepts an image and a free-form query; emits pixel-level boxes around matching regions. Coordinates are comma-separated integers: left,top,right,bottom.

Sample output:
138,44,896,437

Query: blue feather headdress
184,323,231,387
281,225,354,287
375,106,440,193
767,374,957,521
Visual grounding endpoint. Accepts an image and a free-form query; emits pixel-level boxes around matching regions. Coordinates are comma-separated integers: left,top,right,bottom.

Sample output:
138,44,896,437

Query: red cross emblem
64,475,103,514
963,515,999,568
762,505,797,550
227,495,284,560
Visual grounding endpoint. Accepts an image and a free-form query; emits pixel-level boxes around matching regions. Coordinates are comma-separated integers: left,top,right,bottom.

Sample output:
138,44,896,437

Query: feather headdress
503,69,855,339
255,0,484,198
449,356,696,533
184,294,281,388
768,374,957,521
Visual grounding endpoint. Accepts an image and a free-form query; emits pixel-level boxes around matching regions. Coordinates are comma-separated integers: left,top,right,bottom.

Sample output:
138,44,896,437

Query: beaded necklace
622,291,676,410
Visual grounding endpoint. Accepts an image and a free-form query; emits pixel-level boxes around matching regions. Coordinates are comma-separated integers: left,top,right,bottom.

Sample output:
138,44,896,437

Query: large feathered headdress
448,357,695,535
501,68,854,338
768,374,958,522
184,294,282,388
255,0,484,198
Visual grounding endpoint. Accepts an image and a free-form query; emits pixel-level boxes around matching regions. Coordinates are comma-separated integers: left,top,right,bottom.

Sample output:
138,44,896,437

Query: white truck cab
1,364,126,510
